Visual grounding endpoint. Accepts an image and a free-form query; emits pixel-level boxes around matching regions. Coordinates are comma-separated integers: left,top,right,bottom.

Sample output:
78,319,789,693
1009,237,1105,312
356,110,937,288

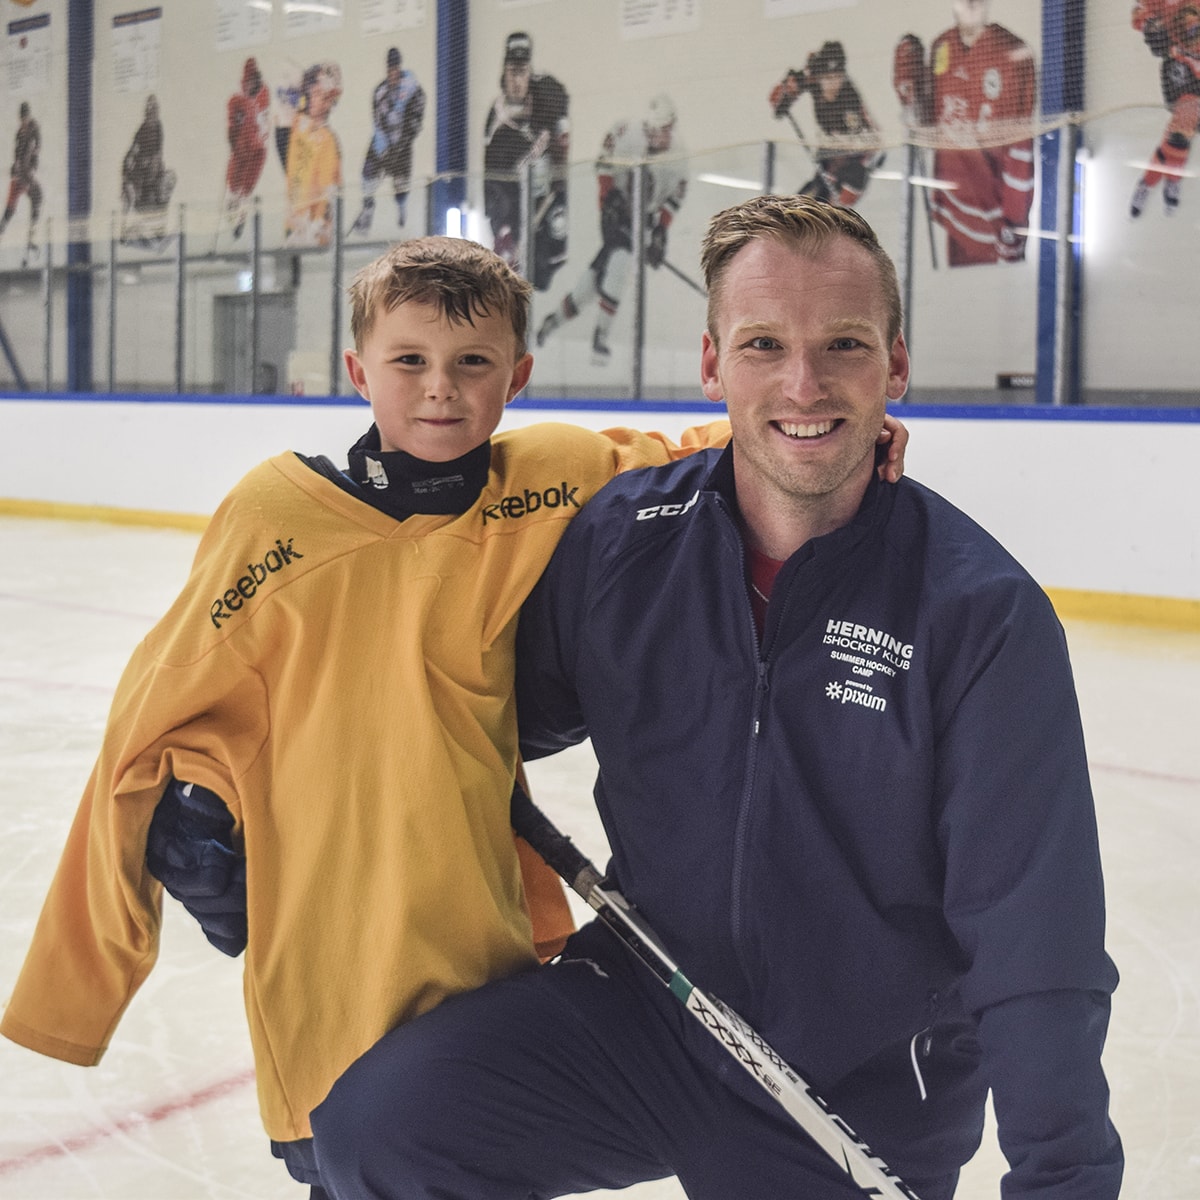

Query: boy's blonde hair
700,194,903,347
348,236,533,355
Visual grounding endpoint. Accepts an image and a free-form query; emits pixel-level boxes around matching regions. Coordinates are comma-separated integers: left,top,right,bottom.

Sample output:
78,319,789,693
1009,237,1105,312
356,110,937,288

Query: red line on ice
1091,760,1199,787
0,1067,255,1177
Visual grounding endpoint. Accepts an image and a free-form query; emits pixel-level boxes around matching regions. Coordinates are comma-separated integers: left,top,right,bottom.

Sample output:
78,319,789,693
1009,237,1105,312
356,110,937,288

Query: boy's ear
344,348,369,399
506,352,535,403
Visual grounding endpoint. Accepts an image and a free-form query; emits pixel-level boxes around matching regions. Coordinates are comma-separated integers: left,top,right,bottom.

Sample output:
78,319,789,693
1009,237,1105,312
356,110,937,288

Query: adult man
348,46,425,236
769,40,884,208
0,101,41,263
310,196,1123,1198
1130,0,1200,217
894,0,1036,265
536,94,686,362
483,31,570,290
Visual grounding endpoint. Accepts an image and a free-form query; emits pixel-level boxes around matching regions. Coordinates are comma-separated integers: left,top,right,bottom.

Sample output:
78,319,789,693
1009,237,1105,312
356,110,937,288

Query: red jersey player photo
224,57,270,241
893,0,1037,267
1130,0,1200,217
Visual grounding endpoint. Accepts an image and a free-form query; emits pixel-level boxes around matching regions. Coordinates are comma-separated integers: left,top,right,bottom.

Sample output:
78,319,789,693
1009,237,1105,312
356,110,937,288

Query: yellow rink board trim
0,497,211,533
3,497,1198,632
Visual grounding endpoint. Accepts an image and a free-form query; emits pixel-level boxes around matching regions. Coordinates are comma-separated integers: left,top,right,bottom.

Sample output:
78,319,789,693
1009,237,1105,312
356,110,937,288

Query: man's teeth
778,420,834,439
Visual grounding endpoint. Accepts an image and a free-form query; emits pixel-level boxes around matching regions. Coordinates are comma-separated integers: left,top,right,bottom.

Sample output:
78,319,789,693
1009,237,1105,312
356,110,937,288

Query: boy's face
345,299,533,463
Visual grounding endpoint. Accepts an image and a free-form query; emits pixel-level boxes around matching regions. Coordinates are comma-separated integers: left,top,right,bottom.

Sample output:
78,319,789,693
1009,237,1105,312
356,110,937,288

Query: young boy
0,237,906,1195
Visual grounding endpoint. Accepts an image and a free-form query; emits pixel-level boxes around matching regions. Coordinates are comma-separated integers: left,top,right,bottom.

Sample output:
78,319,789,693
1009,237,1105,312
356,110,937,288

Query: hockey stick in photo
659,257,707,297
784,108,817,159
912,144,939,271
511,783,922,1200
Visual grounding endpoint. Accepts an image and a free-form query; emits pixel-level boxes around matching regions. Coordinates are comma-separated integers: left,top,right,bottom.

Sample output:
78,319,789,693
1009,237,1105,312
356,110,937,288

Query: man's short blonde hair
700,195,903,348
348,236,533,355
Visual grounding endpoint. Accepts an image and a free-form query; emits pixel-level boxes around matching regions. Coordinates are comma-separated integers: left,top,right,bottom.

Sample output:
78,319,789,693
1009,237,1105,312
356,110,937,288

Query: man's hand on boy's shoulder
876,412,909,484
146,778,247,957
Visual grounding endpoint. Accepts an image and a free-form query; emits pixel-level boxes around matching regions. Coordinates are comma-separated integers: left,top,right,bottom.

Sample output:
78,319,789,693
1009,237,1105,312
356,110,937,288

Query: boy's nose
424,367,457,400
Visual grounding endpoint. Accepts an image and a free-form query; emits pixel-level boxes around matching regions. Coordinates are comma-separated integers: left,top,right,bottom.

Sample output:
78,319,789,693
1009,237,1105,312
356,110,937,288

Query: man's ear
507,352,535,403
886,331,911,401
700,331,724,403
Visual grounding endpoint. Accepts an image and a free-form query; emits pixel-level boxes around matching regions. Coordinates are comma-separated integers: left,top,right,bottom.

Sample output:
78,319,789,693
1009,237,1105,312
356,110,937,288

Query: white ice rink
1,514,1197,1199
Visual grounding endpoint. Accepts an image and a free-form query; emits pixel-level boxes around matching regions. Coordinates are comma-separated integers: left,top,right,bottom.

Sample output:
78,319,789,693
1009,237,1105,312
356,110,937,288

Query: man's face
952,0,990,40
816,70,845,102
700,236,908,530
645,122,673,153
502,62,531,104
345,300,532,463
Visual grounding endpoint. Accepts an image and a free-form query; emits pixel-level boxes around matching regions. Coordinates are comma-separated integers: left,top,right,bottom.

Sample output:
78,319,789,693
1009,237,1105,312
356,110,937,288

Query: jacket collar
702,440,894,561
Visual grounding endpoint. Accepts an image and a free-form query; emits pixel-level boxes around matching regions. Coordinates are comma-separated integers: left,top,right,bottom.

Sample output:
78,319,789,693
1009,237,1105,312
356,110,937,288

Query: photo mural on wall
119,93,176,249
1129,0,1200,219
222,56,270,242
768,39,885,209
893,0,1037,267
534,94,687,365
482,31,570,291
0,99,41,266
348,44,426,238
274,61,344,248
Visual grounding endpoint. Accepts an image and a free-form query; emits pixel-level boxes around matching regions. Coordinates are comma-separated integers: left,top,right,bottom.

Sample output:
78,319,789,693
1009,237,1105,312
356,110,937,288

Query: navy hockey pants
311,922,983,1199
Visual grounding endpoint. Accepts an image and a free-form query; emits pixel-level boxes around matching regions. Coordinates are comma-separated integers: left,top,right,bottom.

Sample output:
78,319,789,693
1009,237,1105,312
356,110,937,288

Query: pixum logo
826,680,887,714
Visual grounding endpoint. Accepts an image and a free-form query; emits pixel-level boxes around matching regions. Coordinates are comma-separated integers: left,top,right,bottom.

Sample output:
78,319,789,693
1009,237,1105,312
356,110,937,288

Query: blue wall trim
1035,0,1086,406
3,392,1198,425
67,0,94,391
432,0,468,234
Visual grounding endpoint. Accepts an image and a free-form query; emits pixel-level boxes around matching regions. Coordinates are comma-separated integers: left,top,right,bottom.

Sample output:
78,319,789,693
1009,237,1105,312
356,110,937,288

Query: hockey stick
659,256,707,297
784,109,817,159
511,784,922,1200
912,145,939,271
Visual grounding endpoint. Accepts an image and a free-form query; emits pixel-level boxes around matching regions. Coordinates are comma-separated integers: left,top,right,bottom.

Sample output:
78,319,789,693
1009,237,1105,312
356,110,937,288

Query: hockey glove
146,777,248,957
646,222,667,269
769,71,803,118
1143,16,1170,57
996,221,1026,264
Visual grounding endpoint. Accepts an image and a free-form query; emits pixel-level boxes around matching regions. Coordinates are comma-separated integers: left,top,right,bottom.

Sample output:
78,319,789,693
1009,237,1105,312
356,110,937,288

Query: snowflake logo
825,682,843,700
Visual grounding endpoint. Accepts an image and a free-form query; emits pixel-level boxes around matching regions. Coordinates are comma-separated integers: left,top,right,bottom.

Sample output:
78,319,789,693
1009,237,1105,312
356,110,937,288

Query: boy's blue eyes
389,354,493,366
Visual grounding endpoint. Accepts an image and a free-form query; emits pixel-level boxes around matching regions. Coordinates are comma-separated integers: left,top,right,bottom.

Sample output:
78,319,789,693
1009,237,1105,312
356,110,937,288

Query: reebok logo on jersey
481,482,581,522
635,490,699,521
210,538,304,627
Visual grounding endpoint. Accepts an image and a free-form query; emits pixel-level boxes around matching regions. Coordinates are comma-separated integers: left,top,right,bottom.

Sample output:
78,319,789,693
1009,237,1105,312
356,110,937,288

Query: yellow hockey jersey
0,420,728,1142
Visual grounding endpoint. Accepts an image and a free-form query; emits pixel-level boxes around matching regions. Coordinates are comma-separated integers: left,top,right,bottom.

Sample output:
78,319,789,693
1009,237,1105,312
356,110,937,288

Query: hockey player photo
119,94,177,249
222,57,270,242
0,100,42,267
1130,0,1200,217
348,46,425,237
893,0,1037,267
482,31,570,291
280,62,344,248
768,40,885,209
536,94,687,364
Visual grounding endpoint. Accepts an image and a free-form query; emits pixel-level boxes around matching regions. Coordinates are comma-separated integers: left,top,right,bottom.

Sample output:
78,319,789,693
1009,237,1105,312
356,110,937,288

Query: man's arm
934,577,1121,1195
980,991,1123,1196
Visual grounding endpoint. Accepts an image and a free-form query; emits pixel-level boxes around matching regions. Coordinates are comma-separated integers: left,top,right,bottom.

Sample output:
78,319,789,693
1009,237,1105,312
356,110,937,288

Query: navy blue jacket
516,445,1122,1195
